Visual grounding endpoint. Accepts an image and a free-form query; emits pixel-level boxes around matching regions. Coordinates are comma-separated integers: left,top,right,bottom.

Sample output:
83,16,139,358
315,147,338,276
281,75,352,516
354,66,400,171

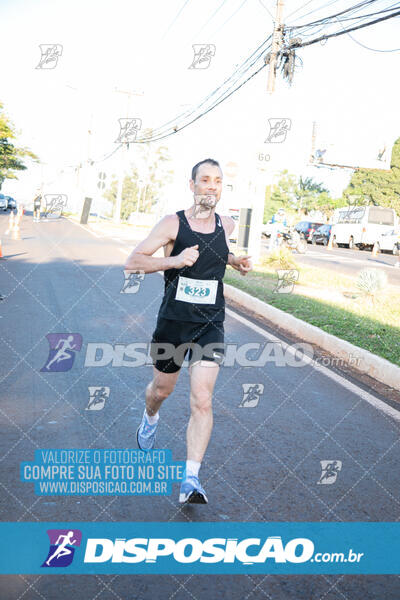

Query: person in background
269,208,287,251
394,229,400,268
33,190,42,222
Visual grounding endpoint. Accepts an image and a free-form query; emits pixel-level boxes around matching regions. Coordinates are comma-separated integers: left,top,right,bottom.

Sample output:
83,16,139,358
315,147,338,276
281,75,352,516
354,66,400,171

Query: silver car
0,194,8,211
376,229,400,255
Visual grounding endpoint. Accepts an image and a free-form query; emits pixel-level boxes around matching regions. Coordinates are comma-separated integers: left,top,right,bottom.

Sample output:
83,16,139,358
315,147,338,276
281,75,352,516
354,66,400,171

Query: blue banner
0,522,399,574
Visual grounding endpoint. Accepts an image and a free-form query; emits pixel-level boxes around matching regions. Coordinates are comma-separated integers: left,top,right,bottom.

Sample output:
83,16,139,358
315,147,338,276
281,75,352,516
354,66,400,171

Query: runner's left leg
179,360,219,503
187,360,219,462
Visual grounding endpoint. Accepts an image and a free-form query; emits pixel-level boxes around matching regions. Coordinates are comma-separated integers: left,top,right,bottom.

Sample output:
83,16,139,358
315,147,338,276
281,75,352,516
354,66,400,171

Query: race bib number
175,276,218,304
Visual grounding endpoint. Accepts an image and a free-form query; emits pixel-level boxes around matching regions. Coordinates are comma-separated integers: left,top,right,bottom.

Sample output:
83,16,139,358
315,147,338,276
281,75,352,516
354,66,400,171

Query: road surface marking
66,218,102,238
226,307,400,423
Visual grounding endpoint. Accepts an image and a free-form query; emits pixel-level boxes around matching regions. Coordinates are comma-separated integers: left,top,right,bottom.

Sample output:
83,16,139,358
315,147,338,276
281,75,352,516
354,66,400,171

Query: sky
0,0,399,212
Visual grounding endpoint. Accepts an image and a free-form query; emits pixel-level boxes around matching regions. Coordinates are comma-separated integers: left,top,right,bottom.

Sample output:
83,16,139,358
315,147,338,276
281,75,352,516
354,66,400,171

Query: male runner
124,158,252,504
33,190,42,222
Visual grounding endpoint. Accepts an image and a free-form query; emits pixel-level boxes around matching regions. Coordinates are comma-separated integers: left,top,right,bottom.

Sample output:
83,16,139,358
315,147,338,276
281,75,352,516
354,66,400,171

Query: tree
264,170,297,222
343,137,400,215
294,176,329,213
264,170,341,222
0,102,38,188
104,141,173,221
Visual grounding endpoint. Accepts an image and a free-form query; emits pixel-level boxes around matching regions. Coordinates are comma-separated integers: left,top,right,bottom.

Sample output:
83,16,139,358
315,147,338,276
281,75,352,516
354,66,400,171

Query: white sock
144,408,159,425
186,459,201,478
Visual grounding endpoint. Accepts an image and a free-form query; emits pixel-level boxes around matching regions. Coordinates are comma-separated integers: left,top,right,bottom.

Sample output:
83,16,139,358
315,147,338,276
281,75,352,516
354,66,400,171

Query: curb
224,283,400,392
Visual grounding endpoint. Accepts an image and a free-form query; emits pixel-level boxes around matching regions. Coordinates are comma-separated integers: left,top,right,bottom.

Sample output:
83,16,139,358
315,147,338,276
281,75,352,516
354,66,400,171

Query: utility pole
114,88,144,224
267,0,285,94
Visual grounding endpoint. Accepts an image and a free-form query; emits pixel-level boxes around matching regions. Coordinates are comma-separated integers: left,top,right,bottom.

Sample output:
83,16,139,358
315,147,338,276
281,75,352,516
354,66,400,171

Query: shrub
355,268,388,301
261,246,298,270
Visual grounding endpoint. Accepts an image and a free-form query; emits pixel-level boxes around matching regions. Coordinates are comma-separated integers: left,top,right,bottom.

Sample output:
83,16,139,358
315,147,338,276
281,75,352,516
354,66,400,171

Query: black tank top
158,210,229,323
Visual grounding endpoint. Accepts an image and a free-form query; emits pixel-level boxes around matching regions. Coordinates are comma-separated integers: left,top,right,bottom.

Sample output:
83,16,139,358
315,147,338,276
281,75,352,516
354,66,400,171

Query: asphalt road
261,240,400,286
1,212,400,599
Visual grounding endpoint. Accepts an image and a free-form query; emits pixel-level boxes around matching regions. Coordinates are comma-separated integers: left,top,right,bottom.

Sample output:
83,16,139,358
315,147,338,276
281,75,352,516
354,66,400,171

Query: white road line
65,218,102,238
226,307,400,422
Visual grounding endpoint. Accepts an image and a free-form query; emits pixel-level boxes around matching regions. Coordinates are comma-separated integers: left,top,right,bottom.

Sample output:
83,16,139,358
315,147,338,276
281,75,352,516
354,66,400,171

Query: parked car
0,194,8,211
295,220,324,242
330,206,396,249
5,196,16,210
312,224,332,246
375,229,400,255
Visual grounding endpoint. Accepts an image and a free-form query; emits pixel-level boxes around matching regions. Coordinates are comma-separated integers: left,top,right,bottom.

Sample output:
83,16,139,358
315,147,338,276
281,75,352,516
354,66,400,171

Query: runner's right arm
124,215,199,274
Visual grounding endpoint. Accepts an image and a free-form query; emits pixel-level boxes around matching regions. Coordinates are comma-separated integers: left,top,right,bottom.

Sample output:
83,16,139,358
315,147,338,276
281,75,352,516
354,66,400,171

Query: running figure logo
239,383,264,408
86,386,110,410
44,194,68,218
274,269,299,294
42,529,82,567
265,118,291,143
41,333,83,372
115,118,142,143
317,460,342,485
36,44,63,69
189,44,216,69
120,270,145,294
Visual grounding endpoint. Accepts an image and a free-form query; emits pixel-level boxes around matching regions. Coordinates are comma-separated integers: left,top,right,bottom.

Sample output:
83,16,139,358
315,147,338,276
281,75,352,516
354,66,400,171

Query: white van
331,206,397,249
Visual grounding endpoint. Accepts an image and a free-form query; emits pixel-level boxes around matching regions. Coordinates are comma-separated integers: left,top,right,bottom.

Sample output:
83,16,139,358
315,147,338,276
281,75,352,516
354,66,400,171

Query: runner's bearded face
190,164,222,219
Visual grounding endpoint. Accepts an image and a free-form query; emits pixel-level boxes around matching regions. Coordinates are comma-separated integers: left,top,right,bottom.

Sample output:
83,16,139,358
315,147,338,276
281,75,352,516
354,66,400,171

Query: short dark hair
191,158,222,182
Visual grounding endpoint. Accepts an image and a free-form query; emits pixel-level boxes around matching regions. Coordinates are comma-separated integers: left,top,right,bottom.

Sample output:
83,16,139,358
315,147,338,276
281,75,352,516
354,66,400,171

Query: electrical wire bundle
54,0,400,169
134,0,400,144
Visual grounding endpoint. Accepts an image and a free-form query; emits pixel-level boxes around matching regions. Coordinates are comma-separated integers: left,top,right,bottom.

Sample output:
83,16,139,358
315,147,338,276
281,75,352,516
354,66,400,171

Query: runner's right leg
136,366,180,451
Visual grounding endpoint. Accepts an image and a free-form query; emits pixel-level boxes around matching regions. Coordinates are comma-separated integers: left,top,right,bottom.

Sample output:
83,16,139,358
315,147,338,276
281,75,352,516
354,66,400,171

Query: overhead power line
210,0,249,37
59,0,400,167
289,7,400,48
130,3,400,144
334,12,400,51
193,0,229,37
161,0,191,40
257,0,275,20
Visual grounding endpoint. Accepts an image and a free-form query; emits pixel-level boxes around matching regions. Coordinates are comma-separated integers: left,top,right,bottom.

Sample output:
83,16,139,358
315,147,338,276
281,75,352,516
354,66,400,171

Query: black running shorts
150,318,225,373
